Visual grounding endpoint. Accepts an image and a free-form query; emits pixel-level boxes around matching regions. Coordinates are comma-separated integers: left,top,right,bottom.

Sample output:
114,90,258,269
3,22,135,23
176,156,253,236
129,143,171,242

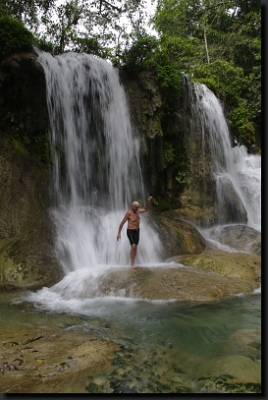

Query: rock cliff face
120,68,164,190
0,52,48,158
0,52,63,289
121,69,218,225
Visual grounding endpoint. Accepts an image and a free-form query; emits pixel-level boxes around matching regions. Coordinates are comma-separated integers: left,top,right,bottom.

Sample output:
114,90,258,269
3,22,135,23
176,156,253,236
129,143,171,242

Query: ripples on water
0,287,261,393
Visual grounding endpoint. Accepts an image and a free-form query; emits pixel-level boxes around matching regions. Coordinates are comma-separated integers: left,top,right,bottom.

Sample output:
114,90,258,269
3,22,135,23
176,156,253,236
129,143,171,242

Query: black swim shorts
127,229,140,245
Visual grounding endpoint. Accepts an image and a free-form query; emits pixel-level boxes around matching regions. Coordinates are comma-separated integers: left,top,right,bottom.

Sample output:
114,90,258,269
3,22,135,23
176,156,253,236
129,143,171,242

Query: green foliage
154,58,183,95
0,0,54,28
152,0,261,144
0,15,34,58
243,38,261,127
72,37,103,56
33,36,54,53
192,59,245,99
123,34,183,105
10,136,27,156
231,106,255,145
163,142,175,166
175,171,188,185
122,35,159,71
153,0,191,37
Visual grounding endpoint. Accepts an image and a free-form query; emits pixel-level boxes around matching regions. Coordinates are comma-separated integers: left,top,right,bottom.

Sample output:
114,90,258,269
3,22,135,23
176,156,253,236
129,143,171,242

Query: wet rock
206,224,261,255
176,249,261,283
0,52,63,291
0,231,63,290
0,325,119,393
149,216,207,258
0,136,63,290
99,264,258,302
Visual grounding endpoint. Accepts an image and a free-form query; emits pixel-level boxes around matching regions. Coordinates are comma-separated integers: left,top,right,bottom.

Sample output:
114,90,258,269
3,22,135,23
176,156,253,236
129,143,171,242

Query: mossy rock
176,249,261,283
170,198,181,209
149,215,207,258
0,233,63,290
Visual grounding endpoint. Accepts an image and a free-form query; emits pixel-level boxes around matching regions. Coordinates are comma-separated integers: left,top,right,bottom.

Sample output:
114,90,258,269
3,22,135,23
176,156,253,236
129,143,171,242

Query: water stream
1,288,261,393
193,83,261,231
37,51,163,276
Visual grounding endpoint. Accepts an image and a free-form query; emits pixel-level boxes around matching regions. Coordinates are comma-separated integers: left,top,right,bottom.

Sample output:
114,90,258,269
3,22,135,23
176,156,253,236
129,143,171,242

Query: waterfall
193,83,261,232
37,51,162,276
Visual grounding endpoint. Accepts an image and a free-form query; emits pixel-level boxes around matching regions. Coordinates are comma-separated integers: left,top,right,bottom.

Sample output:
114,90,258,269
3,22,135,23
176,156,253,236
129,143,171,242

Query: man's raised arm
139,196,153,213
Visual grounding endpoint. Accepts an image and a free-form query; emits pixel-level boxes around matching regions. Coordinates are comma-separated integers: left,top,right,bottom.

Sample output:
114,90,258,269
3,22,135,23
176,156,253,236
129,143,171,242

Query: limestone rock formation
97,264,258,302
148,215,207,258
176,249,261,283
205,224,261,256
0,52,63,289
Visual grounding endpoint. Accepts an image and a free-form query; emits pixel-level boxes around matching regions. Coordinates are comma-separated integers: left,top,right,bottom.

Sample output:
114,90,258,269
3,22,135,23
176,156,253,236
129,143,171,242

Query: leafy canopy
0,0,261,145
150,0,261,144
0,15,35,58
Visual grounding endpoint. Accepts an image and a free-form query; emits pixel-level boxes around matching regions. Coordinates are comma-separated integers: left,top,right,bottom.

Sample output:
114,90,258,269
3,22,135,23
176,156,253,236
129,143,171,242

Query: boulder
205,224,261,256
0,231,63,290
175,249,261,283
98,265,258,302
149,215,207,258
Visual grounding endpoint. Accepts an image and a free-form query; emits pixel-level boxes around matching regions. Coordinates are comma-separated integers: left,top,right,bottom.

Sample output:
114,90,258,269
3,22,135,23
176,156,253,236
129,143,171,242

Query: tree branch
98,0,123,14
196,1,236,17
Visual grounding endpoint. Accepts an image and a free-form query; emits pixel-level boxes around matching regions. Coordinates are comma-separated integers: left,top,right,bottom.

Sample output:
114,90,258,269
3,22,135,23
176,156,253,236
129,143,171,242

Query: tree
33,0,148,56
0,0,55,29
38,0,83,54
0,0,149,57
151,0,261,144
0,15,35,58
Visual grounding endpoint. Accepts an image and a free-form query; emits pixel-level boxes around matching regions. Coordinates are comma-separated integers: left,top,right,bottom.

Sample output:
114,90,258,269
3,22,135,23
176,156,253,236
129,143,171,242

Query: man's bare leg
130,244,137,268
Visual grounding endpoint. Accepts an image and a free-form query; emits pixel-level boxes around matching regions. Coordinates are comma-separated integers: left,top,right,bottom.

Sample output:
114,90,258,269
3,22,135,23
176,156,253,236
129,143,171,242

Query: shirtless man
117,196,153,268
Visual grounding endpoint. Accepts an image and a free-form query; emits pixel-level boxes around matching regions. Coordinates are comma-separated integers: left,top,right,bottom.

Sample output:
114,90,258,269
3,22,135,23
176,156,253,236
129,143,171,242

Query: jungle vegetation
0,0,261,147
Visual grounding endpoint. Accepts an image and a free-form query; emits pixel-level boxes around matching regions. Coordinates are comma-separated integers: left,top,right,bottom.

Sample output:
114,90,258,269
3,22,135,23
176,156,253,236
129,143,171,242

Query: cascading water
193,83,261,232
9,62,260,394
33,51,162,300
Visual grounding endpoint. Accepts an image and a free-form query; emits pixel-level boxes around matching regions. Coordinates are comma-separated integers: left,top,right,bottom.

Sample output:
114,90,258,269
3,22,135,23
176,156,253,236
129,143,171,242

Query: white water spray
193,83,261,231
37,51,162,281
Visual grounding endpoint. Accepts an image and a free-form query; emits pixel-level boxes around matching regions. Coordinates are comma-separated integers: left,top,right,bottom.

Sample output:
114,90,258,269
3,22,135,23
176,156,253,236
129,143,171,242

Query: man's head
132,201,140,211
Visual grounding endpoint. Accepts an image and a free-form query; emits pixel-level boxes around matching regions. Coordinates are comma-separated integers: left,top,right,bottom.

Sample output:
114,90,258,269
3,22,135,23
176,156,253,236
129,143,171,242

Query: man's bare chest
129,211,140,222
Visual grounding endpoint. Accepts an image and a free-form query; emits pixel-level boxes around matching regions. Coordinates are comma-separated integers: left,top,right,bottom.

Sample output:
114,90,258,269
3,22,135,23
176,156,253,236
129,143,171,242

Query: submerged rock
192,354,261,385
218,329,261,360
0,324,119,393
